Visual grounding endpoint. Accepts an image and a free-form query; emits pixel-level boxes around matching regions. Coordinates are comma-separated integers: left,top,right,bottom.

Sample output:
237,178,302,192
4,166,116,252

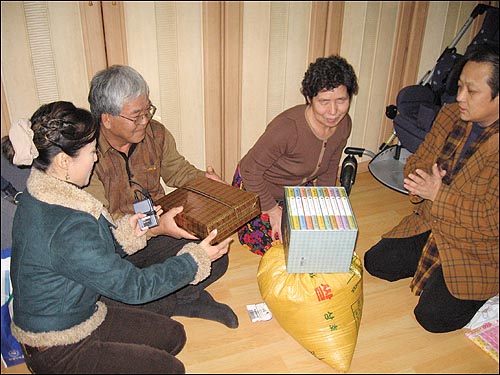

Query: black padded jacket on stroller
393,4,499,154
340,4,499,196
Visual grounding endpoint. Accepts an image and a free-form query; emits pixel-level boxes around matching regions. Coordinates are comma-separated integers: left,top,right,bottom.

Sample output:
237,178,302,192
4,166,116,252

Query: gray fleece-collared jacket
10,169,210,348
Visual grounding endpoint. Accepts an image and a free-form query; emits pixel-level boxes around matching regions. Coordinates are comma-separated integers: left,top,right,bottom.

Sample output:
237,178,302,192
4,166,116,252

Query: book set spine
299,187,314,229
339,188,356,230
285,186,356,231
305,187,320,229
285,187,300,230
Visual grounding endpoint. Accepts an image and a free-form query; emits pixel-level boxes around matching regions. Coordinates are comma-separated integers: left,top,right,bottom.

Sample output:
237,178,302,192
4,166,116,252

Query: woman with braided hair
2,101,232,373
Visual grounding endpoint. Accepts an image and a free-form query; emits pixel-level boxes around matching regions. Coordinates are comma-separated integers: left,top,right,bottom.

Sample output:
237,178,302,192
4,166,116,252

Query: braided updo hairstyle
2,101,98,171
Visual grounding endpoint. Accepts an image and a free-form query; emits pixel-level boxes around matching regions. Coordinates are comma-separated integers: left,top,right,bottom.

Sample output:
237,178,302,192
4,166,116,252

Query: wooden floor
2,171,497,374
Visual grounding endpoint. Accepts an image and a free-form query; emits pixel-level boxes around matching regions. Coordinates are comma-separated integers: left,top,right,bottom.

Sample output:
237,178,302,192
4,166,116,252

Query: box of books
282,186,358,273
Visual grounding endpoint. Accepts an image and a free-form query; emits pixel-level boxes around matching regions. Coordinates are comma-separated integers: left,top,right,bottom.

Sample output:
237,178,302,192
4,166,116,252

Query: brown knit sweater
239,104,352,211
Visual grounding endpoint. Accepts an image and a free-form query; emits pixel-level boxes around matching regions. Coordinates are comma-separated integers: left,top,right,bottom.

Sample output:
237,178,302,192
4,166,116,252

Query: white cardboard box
282,186,358,273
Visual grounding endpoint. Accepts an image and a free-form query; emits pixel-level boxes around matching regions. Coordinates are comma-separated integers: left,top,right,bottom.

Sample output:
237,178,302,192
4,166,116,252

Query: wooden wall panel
267,2,291,124
309,1,344,62
79,1,107,83
101,1,127,66
282,2,311,110
24,2,59,104
222,2,243,182
1,1,92,138
1,1,40,134
240,3,271,159
1,0,487,180
1,82,10,138
382,1,429,146
176,2,205,171
49,2,92,108
340,1,400,169
240,2,311,161
418,1,450,81
202,1,224,178
123,2,206,174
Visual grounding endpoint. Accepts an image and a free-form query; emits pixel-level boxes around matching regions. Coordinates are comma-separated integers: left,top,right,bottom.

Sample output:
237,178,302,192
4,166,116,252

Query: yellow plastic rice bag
257,244,363,372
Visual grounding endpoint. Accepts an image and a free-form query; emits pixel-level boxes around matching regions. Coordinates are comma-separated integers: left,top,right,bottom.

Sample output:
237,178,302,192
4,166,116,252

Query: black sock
173,290,239,329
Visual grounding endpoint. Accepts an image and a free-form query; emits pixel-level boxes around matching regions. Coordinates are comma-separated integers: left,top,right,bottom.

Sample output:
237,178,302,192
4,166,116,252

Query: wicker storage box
282,186,358,273
156,177,261,244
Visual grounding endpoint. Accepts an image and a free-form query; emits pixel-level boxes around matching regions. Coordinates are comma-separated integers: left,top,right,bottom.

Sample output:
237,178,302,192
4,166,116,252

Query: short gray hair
88,65,150,123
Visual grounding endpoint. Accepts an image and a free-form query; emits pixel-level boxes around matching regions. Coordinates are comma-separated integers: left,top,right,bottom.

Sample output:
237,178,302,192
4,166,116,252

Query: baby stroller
340,3,499,196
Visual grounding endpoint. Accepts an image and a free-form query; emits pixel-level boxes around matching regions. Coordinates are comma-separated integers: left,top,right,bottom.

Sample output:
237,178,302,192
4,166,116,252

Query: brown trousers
22,304,186,374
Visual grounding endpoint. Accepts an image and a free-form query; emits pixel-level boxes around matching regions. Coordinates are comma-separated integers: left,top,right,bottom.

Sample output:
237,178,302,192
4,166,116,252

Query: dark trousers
23,304,186,374
364,231,487,333
100,235,229,316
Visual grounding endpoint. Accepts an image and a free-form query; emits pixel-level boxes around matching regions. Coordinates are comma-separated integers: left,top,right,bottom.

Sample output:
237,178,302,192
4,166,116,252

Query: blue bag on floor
1,248,25,367
1,153,29,367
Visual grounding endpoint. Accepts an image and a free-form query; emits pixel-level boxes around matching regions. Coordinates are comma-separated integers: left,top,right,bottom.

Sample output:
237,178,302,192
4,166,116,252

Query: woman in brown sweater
233,55,359,255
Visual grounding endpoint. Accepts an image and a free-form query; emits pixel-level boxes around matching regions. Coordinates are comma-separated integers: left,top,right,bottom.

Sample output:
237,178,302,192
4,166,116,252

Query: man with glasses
85,65,238,329
364,44,498,333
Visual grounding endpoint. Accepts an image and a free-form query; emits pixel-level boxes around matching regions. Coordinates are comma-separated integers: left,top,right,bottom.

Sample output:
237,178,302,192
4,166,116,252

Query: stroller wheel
340,155,358,196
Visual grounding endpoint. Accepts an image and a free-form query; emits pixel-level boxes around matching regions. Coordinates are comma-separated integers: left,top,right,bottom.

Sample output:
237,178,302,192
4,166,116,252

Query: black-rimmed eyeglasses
118,104,157,126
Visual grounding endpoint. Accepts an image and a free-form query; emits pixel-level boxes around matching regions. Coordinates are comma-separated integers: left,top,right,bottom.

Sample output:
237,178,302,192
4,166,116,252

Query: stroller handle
448,4,488,49
344,147,376,159
421,4,493,86
471,4,490,19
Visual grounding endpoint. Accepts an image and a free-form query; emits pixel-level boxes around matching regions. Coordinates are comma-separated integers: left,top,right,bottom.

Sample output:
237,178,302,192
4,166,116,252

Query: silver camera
133,198,159,230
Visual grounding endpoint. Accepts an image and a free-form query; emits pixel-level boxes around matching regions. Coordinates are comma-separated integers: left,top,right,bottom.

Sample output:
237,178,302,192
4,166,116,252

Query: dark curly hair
301,55,359,103
2,101,98,172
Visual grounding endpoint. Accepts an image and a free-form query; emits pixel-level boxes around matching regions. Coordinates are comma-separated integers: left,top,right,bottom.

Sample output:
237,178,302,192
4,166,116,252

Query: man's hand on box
148,205,198,240
205,165,227,184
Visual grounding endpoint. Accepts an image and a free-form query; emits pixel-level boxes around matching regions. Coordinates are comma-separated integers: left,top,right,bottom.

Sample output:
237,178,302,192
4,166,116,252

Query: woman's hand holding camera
130,205,163,236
